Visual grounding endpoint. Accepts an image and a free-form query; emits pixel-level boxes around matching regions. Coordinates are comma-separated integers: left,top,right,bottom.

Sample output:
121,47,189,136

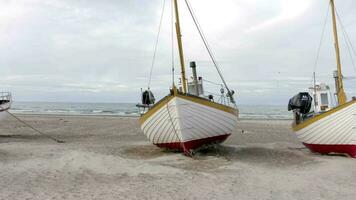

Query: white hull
293,101,356,157
0,101,11,121
295,102,356,144
140,95,238,152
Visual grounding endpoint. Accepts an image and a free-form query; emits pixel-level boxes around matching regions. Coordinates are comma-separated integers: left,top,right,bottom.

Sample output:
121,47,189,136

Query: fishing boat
137,0,238,155
288,0,356,157
0,92,12,119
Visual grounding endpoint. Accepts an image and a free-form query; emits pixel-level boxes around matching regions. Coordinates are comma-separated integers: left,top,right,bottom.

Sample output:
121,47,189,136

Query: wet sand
1,114,356,200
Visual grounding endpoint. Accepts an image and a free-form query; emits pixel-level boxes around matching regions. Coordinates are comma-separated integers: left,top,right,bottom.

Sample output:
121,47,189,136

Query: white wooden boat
0,92,12,119
288,0,356,158
293,100,356,157
138,0,238,155
140,92,238,153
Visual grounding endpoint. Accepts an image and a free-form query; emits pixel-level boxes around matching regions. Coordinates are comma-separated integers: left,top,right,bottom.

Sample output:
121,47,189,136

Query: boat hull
156,134,231,152
303,143,356,158
293,100,356,157
140,94,238,154
0,101,11,120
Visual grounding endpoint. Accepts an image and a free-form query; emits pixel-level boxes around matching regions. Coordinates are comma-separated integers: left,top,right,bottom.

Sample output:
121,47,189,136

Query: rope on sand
6,111,65,143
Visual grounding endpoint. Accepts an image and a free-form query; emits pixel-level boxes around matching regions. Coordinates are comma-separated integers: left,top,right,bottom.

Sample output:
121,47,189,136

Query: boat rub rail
292,99,356,132
139,92,238,125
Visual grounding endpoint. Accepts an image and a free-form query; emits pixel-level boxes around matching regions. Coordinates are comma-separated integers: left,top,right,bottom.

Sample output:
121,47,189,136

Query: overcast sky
1,0,356,105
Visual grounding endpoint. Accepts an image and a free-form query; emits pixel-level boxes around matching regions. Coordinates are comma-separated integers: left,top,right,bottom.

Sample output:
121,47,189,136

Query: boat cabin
309,83,335,113
0,92,11,104
288,83,336,125
178,62,204,96
187,76,204,97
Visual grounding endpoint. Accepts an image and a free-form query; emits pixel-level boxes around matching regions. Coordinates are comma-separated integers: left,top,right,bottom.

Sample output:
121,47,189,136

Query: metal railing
0,92,12,102
178,77,236,107
200,79,235,107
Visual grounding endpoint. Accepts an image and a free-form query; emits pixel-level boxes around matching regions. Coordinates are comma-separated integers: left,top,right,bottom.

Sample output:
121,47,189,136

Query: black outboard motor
288,92,312,114
142,90,155,105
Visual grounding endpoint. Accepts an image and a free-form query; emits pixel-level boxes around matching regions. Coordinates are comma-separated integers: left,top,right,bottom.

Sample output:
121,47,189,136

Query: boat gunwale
292,99,356,132
139,92,238,125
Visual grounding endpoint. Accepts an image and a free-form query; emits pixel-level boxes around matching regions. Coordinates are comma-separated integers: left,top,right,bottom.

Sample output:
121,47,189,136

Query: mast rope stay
335,8,356,74
6,111,65,143
148,0,167,89
183,0,236,104
171,0,175,87
311,2,330,86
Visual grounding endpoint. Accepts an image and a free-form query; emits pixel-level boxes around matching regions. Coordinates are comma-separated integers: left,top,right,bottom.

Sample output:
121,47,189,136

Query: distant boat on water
0,92,12,119
137,0,238,155
288,0,356,158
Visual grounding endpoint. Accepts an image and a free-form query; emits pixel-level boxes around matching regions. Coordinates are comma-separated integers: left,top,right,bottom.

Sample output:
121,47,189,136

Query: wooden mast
174,0,187,93
330,0,347,105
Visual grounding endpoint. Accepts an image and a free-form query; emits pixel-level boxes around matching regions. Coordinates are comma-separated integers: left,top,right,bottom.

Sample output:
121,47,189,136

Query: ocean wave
10,102,290,119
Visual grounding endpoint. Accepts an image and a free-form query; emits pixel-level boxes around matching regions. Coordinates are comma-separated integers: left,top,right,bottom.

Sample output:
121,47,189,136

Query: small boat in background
137,0,238,155
0,92,12,119
288,0,356,158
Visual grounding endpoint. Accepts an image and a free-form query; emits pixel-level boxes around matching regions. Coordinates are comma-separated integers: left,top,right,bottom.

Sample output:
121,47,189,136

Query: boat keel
303,143,356,158
155,134,231,155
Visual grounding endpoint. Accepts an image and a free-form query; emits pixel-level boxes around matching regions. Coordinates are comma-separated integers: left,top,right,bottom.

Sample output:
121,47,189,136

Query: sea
9,102,292,120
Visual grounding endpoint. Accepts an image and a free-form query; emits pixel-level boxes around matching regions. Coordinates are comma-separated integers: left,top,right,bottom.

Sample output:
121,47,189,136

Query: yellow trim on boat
292,100,356,132
177,94,238,116
139,95,175,125
139,93,238,125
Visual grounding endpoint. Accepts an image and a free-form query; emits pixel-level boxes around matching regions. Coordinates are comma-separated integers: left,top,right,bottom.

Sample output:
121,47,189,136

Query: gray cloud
0,0,355,105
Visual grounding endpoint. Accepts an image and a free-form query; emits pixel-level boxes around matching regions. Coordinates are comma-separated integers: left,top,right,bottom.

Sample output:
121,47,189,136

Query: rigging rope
311,2,330,85
148,0,167,89
183,0,235,103
164,98,193,156
335,8,356,74
171,0,175,87
202,78,224,87
334,9,356,57
6,111,65,143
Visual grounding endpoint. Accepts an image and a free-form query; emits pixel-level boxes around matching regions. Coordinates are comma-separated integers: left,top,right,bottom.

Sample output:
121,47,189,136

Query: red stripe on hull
155,134,231,154
303,143,356,158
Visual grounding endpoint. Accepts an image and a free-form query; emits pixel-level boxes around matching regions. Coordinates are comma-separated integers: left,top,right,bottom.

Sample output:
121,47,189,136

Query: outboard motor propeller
288,92,312,114
142,90,155,105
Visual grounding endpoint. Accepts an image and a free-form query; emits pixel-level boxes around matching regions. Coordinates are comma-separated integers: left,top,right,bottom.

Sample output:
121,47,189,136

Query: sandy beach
1,114,356,200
